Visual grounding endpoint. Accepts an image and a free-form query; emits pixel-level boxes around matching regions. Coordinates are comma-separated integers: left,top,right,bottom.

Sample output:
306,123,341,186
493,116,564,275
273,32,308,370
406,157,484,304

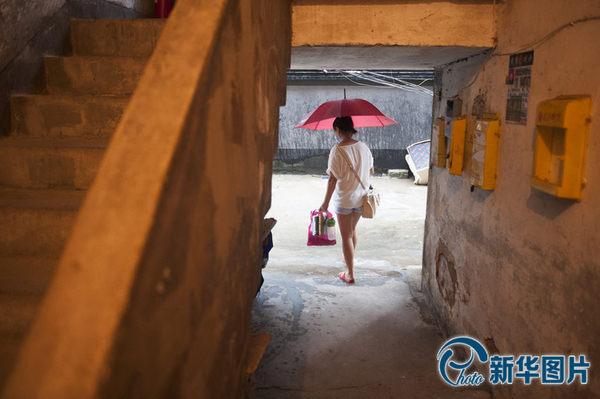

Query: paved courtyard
265,174,428,276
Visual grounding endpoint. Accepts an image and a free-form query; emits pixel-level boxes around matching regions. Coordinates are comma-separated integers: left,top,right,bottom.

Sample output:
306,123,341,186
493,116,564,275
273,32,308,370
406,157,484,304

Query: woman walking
319,116,374,283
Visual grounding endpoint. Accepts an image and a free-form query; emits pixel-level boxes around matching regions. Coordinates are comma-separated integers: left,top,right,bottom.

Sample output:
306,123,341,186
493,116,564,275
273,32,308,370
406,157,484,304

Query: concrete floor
251,175,491,399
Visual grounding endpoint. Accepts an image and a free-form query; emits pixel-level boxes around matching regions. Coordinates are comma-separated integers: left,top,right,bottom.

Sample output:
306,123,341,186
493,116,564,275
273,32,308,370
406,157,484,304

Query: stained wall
423,1,600,397
292,0,495,48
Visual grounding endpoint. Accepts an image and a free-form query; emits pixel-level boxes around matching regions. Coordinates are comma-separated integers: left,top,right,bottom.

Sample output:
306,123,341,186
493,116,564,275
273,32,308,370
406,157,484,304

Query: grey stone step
0,138,107,190
0,293,41,341
44,56,148,95
11,95,129,139
0,256,57,296
0,188,85,258
71,19,166,57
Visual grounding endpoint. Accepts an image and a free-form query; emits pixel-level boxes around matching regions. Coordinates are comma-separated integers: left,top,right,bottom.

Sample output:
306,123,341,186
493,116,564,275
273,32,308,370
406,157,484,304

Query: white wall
277,85,432,172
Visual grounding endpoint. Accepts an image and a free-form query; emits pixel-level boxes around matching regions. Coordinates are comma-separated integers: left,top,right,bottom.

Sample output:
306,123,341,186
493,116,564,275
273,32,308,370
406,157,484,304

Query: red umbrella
294,98,398,130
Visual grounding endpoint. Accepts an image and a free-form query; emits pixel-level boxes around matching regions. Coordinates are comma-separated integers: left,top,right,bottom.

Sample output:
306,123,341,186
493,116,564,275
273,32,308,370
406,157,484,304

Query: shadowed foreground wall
2,0,291,398
423,1,600,398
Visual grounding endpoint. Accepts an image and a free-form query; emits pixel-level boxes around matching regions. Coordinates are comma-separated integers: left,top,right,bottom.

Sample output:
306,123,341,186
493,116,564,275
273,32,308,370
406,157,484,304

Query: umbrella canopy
294,98,398,130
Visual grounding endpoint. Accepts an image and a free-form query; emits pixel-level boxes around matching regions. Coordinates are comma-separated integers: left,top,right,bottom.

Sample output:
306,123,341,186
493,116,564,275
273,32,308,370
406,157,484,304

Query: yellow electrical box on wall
448,117,466,176
431,118,447,167
471,114,500,190
531,95,592,201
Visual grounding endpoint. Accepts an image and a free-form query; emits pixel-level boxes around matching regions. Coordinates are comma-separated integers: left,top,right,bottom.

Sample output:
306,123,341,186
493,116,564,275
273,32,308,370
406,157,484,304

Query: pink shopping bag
307,210,336,246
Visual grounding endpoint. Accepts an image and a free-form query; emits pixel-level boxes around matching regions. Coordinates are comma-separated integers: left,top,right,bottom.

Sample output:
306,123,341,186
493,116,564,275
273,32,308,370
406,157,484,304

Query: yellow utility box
471,114,500,190
531,95,592,201
448,116,466,176
431,118,447,168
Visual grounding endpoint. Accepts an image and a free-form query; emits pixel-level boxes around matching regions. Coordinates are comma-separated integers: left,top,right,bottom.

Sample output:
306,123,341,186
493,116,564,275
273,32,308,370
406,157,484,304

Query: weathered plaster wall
0,0,65,73
0,0,154,135
423,1,600,397
102,0,153,16
292,1,495,48
276,85,432,173
70,0,153,18
0,0,151,69
2,0,291,398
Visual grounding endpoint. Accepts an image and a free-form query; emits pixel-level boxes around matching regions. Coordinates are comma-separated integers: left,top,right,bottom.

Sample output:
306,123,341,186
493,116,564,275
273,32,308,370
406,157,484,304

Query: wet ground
251,175,491,399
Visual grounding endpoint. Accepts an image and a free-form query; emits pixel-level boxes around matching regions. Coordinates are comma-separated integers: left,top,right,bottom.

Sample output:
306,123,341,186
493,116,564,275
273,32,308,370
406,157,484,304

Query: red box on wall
155,0,173,18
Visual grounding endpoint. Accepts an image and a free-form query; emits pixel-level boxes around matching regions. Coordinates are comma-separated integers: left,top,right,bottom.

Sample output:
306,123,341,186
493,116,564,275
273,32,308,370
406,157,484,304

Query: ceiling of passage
290,46,490,70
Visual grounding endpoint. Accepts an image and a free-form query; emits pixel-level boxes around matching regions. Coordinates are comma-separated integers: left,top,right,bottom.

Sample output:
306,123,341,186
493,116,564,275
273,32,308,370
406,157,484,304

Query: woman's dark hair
333,116,357,134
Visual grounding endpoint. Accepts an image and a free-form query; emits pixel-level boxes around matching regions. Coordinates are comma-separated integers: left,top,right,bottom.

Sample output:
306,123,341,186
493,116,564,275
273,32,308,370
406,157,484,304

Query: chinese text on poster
506,51,533,125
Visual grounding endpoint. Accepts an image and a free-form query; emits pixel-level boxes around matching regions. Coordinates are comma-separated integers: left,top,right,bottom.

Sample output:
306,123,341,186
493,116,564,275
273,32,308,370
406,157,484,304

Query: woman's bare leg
351,211,360,249
337,211,361,280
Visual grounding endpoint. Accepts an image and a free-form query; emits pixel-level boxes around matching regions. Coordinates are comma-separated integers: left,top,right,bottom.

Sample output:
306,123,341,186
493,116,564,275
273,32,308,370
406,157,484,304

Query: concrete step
0,138,107,190
0,338,21,392
0,293,41,341
44,56,148,96
0,256,57,296
0,188,85,258
71,19,166,57
10,95,129,139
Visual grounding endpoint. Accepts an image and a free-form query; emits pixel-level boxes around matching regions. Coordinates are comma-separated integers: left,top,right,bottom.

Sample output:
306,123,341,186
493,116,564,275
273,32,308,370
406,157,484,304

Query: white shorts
333,205,363,215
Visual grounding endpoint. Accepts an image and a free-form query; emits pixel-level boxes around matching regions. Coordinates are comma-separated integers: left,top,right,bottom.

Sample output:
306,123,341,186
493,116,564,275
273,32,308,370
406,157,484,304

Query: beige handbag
337,145,380,218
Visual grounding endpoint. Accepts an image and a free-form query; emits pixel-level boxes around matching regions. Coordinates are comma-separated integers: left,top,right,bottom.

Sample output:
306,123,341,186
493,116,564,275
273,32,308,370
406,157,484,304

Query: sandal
339,272,355,284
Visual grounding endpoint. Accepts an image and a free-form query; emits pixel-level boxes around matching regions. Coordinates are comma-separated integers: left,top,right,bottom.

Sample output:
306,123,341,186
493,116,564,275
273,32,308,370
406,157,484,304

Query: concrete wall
423,1,600,397
101,0,153,16
0,0,65,73
289,1,495,70
2,0,291,397
0,0,154,136
276,85,433,174
292,0,494,48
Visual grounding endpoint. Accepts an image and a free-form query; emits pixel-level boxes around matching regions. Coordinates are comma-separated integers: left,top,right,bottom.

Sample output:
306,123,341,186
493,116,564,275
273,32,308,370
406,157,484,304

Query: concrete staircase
0,18,165,390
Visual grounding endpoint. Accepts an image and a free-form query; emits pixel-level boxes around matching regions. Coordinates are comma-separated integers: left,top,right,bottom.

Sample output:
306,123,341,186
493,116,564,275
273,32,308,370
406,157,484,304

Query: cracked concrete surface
251,175,491,399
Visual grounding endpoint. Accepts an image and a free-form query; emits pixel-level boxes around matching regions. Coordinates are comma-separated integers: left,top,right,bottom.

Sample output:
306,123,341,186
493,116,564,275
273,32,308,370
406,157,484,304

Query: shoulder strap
337,145,366,190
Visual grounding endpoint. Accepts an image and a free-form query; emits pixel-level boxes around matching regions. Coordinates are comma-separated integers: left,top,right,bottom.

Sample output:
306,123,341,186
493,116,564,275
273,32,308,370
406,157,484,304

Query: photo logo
437,336,591,387
437,336,488,387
